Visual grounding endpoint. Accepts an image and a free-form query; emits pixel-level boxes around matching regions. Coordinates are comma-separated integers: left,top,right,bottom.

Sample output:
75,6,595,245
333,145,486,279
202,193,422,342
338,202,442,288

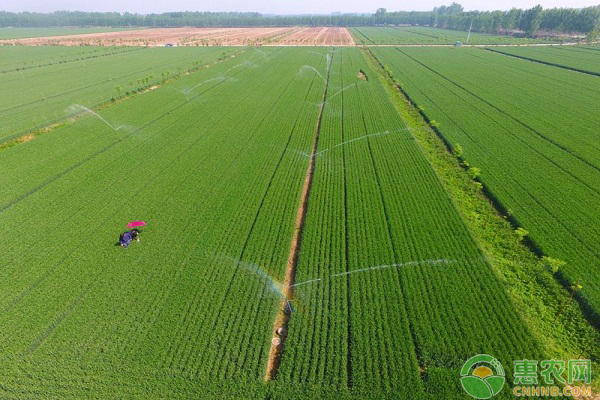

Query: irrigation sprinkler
68,104,124,131
298,65,326,84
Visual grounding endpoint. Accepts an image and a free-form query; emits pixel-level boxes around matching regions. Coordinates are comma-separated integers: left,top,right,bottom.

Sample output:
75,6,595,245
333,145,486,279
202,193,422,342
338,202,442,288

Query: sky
1,0,599,14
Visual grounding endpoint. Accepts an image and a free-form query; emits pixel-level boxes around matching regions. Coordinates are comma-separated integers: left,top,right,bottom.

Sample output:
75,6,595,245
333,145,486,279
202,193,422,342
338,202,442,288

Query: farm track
0,27,354,46
364,45,600,381
147,56,296,371
1,49,338,387
4,26,592,47
191,51,317,374
126,48,316,376
265,51,333,382
2,45,599,397
209,75,320,379
389,79,589,254
360,42,594,47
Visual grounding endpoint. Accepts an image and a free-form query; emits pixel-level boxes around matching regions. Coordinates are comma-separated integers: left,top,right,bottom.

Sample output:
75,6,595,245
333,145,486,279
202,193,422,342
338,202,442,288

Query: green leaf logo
460,354,505,399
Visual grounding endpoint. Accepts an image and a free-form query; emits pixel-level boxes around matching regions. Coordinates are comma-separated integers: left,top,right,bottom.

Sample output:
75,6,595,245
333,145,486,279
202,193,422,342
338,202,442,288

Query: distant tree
435,3,464,15
0,6,595,36
580,6,600,40
490,11,503,32
520,5,543,35
503,8,523,30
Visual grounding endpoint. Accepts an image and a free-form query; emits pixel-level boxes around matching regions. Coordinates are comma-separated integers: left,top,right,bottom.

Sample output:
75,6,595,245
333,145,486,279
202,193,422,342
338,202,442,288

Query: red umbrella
126,220,147,229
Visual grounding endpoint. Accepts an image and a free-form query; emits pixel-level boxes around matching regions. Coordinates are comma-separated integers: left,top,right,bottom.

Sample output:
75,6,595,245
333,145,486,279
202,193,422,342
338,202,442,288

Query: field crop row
351,26,551,45
0,46,139,72
0,46,237,142
371,47,600,322
275,48,543,399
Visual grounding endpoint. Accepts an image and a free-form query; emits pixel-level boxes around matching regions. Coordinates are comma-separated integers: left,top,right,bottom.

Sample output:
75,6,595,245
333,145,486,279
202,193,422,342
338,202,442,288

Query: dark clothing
119,229,140,248
120,232,133,248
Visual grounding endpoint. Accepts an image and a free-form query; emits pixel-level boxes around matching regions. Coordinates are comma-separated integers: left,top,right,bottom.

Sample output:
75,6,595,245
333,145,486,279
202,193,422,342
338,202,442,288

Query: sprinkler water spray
68,104,125,131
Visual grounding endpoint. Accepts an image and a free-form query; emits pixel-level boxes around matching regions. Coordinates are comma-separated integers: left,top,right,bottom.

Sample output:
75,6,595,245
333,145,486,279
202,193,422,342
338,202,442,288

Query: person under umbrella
119,221,146,248
119,229,141,248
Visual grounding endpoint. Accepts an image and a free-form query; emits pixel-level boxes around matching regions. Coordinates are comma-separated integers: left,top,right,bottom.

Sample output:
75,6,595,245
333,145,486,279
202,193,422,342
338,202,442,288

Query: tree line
0,4,598,37
376,3,600,37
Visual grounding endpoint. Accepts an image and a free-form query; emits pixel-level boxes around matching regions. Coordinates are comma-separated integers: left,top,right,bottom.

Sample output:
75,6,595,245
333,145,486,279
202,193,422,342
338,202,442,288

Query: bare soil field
0,27,356,46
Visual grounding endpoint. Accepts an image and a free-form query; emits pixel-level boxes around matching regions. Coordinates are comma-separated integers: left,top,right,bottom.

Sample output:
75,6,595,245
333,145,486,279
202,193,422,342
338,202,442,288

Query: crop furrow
265,50,333,382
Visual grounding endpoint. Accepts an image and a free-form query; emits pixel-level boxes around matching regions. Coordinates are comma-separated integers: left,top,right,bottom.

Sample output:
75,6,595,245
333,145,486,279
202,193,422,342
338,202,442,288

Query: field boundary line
385,48,600,324
485,47,600,77
25,281,93,355
264,50,333,382
191,52,319,373
0,61,174,115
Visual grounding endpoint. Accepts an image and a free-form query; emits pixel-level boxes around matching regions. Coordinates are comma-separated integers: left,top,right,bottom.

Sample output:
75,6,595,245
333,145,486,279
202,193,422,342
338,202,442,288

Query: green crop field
370,46,600,323
0,47,324,397
351,26,554,45
275,48,542,399
0,46,132,72
1,42,598,399
487,46,600,75
0,46,235,143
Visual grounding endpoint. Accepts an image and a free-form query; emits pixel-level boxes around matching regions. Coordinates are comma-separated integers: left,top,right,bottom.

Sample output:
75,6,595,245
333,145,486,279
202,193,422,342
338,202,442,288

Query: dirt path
0,27,356,46
264,53,332,382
